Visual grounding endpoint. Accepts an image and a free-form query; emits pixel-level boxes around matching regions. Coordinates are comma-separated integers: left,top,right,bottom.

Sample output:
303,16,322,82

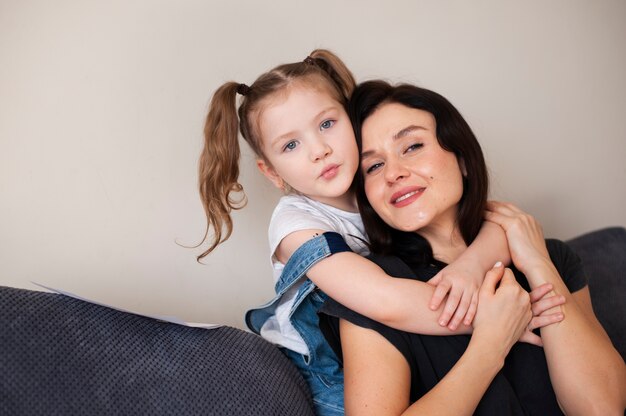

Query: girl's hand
472,262,531,354
428,258,481,330
518,283,566,346
484,201,551,275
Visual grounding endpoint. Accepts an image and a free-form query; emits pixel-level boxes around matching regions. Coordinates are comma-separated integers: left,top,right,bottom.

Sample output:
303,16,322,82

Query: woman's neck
417,217,467,264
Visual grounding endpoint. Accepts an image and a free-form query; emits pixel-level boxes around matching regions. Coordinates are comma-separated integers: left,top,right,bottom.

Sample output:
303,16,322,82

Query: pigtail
309,49,356,100
197,82,247,260
195,49,354,261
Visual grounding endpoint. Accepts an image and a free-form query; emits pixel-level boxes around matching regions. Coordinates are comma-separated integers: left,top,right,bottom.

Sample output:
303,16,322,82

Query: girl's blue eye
365,162,383,174
320,119,335,130
283,140,298,152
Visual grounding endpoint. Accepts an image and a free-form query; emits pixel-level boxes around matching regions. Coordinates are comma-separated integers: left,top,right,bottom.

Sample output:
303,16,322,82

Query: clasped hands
427,201,565,345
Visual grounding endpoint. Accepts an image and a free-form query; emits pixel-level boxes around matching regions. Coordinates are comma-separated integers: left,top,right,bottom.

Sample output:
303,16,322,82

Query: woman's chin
394,219,427,233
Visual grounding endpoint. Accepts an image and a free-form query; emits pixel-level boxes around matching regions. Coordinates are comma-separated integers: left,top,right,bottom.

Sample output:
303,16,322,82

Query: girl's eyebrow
361,125,426,159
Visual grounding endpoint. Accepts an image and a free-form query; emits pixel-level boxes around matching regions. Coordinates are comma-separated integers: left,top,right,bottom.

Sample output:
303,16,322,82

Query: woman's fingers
486,200,524,215
480,261,505,295
528,312,565,331
532,295,566,316
519,329,544,347
519,311,566,346
483,209,511,229
475,264,534,354
529,283,554,303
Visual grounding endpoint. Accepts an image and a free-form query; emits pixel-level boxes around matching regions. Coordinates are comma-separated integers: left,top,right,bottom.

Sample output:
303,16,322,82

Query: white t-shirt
260,194,369,354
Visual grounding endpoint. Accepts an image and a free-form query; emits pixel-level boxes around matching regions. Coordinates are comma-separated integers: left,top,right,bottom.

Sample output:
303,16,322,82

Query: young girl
197,50,548,415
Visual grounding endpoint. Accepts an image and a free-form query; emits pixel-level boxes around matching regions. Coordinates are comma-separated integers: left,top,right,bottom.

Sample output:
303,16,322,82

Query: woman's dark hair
349,80,488,262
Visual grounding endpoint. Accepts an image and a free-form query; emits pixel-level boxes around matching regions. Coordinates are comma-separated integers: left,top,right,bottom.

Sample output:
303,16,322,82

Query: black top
319,239,587,415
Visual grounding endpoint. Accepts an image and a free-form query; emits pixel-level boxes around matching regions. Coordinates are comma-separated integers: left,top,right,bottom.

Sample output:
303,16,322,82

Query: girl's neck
308,191,358,213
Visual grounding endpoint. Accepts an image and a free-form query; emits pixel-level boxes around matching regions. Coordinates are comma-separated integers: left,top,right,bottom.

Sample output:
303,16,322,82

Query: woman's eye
405,143,423,154
283,140,298,152
365,162,383,174
320,119,335,130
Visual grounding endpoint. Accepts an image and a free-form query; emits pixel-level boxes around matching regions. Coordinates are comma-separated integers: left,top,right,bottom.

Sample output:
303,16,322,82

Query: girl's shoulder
271,194,362,228
268,194,368,255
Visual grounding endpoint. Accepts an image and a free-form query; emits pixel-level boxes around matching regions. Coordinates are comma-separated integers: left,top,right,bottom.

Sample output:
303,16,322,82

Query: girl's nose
311,139,332,162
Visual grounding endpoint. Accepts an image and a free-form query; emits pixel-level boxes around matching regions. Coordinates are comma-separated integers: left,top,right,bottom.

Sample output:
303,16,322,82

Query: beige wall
1,0,624,328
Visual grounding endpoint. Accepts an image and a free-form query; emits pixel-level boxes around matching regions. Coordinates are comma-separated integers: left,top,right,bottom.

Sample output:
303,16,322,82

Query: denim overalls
246,232,350,416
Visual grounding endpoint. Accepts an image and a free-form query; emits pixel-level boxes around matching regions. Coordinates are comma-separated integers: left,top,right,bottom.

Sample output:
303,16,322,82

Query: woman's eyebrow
361,125,426,158
394,125,426,140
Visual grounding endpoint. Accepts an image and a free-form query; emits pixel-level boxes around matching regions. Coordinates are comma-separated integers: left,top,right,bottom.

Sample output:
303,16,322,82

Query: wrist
516,257,555,282
467,332,507,370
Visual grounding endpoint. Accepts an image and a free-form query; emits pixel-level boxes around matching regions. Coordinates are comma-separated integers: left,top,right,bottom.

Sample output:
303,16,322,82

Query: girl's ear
257,159,285,189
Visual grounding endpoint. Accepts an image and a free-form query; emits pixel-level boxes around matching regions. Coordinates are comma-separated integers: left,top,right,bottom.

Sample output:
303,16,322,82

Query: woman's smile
361,103,464,236
390,186,425,207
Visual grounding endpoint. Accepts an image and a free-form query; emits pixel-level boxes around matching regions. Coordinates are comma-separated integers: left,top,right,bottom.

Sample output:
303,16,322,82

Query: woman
320,81,626,415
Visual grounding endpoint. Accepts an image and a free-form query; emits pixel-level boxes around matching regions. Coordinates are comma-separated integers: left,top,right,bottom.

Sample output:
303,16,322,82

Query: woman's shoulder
545,238,580,267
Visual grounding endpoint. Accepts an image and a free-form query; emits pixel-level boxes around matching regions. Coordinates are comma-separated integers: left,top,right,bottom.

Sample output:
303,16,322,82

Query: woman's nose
384,158,409,183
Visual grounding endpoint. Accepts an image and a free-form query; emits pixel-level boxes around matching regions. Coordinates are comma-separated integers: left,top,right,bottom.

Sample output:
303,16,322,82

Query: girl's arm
277,229,471,335
428,220,512,330
341,264,532,416
485,201,626,415
277,228,560,338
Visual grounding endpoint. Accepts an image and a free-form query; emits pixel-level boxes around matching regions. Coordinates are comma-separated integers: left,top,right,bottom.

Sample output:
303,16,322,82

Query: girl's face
360,102,465,237
256,82,359,210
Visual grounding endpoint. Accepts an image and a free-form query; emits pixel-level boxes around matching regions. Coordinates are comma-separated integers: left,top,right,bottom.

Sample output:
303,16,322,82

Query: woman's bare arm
485,201,626,415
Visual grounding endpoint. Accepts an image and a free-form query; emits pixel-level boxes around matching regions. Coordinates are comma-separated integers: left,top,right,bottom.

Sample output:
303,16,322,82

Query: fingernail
439,320,446,326
494,261,503,268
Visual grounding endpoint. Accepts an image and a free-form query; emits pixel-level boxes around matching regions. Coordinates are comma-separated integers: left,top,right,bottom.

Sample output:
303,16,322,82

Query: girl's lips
320,164,339,180
390,187,425,207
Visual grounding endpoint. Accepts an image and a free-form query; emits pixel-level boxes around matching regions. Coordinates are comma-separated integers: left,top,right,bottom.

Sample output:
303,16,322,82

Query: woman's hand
484,201,551,275
472,262,531,356
518,283,566,346
427,259,481,330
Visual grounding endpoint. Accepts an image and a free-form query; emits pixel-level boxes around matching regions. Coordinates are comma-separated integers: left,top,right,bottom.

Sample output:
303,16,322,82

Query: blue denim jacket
245,232,351,415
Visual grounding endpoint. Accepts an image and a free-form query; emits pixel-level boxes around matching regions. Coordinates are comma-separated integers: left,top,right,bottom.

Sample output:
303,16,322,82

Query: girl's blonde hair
197,49,356,260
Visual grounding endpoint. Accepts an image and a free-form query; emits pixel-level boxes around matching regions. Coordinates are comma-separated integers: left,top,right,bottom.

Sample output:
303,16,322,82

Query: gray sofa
2,227,625,415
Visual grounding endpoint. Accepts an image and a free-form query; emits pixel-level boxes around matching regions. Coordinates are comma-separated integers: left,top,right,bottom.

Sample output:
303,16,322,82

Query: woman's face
360,103,465,236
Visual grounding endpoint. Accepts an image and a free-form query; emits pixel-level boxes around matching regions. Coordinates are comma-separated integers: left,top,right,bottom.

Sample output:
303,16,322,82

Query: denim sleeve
275,232,353,292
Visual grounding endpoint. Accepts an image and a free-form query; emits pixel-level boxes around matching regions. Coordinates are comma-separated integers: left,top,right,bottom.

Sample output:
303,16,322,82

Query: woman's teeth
395,191,418,203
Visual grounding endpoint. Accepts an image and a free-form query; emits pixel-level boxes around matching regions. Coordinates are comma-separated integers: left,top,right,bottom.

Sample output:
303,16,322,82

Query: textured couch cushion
0,286,314,416
566,226,626,359
1,227,624,415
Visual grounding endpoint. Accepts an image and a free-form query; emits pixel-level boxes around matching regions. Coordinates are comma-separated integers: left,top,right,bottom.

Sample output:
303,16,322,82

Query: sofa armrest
0,286,314,415
567,226,626,360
